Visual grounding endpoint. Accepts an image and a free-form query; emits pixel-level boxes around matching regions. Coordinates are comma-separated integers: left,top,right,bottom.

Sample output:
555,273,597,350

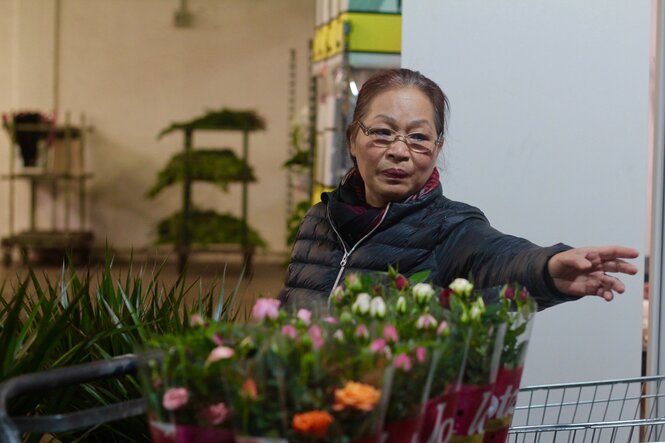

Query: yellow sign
312,12,401,62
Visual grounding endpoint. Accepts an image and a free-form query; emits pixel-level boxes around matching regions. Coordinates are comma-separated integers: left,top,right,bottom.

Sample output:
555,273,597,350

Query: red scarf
328,168,440,247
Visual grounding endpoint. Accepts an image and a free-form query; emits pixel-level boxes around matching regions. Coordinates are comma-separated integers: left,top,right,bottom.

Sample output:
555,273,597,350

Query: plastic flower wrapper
136,318,240,443
265,314,332,442
223,299,289,442
330,269,452,443
321,318,395,443
482,284,537,443
433,280,507,443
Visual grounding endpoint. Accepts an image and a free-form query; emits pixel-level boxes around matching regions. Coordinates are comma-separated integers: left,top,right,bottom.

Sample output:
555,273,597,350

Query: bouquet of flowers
137,320,240,443
482,284,537,443
137,268,537,443
248,298,394,442
329,269,451,443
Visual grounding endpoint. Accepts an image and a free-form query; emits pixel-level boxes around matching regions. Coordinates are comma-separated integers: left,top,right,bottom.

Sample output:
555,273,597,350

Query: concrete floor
0,251,289,316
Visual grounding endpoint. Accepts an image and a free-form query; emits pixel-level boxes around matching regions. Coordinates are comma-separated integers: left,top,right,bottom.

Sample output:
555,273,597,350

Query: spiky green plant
0,254,245,442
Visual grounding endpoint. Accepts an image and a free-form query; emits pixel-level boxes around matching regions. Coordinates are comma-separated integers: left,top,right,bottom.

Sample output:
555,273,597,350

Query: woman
280,68,638,312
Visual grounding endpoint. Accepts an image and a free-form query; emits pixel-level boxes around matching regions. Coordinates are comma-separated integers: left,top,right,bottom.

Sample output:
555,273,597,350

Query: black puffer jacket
280,182,579,312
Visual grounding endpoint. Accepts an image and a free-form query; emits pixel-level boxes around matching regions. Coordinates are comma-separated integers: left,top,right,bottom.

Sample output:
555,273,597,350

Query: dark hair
346,68,450,149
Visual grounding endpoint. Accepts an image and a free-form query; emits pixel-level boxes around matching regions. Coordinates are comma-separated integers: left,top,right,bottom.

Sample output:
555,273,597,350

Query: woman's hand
547,246,639,301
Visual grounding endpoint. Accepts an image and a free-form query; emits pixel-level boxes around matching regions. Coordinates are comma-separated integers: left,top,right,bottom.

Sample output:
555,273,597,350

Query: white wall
0,0,314,255
403,1,650,384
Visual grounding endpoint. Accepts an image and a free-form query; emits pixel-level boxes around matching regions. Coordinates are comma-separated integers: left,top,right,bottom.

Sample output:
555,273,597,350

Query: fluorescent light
349,80,359,96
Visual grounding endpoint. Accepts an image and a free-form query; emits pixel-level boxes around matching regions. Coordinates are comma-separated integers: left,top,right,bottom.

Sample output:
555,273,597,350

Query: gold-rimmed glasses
356,121,441,155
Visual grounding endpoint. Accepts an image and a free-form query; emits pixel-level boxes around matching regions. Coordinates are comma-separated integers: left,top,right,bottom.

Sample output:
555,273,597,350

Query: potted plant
2,111,54,167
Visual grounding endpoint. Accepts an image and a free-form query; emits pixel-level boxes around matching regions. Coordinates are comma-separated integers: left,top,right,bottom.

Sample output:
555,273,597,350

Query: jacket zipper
326,202,391,307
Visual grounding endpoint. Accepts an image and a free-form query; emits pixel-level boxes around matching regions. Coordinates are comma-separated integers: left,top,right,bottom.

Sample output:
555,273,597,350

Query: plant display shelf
1,113,93,266
153,109,266,274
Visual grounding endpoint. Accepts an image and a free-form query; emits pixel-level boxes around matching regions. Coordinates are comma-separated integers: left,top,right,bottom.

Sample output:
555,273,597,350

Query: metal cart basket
508,375,665,442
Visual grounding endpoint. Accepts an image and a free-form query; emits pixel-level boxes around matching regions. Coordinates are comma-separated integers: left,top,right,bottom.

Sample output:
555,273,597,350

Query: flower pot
12,112,48,167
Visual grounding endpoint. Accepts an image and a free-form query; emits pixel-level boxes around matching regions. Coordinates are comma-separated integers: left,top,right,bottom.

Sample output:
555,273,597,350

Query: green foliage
156,209,267,248
282,149,311,169
283,124,311,170
286,200,311,247
158,108,266,139
146,149,256,198
0,255,243,442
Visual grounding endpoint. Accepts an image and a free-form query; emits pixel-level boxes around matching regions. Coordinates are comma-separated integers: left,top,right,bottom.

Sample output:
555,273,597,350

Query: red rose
395,274,408,290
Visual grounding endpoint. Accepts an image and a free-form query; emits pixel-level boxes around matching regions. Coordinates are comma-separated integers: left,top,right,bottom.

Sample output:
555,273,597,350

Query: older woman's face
350,86,441,207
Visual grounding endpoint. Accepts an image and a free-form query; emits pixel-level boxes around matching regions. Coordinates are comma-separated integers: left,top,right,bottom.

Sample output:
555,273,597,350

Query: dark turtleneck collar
323,168,441,248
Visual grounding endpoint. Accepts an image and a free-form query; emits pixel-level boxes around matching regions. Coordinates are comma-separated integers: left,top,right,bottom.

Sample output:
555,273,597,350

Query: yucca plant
0,254,245,442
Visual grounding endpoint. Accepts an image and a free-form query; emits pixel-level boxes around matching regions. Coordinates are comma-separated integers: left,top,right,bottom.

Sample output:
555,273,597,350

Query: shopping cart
508,375,665,442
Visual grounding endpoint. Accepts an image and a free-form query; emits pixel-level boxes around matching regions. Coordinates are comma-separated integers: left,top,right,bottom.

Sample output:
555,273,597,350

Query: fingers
587,246,640,261
593,273,625,301
594,258,639,275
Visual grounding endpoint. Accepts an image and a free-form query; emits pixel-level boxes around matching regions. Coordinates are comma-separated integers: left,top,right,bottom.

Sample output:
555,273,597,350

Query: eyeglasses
356,121,442,155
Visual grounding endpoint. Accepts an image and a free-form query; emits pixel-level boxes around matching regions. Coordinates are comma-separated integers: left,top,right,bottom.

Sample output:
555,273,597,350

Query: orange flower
332,381,381,412
241,378,258,400
292,410,334,438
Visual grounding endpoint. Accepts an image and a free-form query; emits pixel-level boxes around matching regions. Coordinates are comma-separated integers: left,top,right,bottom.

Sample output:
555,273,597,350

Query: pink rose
370,338,386,354
297,309,312,325
162,387,189,410
333,329,345,341
324,316,338,325
415,346,426,363
383,325,399,343
416,314,438,330
251,298,280,321
211,333,224,346
197,402,230,425
308,325,324,350
394,353,412,372
206,346,235,365
355,324,369,339
190,314,204,327
281,324,298,340
436,320,449,336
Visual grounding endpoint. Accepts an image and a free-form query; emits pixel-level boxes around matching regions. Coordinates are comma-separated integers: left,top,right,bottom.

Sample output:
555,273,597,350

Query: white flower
412,283,435,305
449,278,473,296
370,296,386,319
469,298,485,320
352,293,371,315
395,296,407,314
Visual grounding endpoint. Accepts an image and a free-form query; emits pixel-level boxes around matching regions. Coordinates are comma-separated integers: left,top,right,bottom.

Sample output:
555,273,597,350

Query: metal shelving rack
1,113,93,266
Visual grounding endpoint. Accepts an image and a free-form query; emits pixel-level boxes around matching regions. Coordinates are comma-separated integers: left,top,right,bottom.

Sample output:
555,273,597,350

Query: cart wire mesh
508,375,665,442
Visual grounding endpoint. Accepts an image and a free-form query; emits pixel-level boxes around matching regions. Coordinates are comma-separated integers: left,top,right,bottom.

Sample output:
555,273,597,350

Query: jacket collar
322,167,442,208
